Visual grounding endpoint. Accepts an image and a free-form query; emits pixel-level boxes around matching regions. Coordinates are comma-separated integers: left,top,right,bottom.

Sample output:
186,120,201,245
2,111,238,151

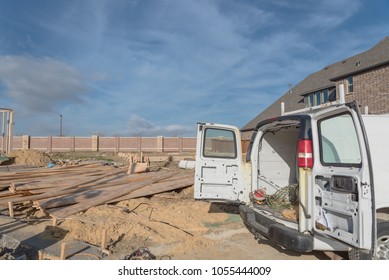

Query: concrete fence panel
182,137,196,152
74,137,92,151
140,137,159,152
163,137,181,152
8,135,197,153
11,136,23,150
30,137,50,151
118,137,139,152
51,137,73,152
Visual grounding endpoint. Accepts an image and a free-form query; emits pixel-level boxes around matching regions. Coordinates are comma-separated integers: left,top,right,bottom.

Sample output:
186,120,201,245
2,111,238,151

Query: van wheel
374,222,389,259
348,221,389,260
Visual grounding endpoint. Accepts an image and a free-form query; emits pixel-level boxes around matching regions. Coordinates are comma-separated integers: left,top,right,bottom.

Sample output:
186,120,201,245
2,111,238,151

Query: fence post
116,136,120,153
92,135,99,152
47,136,52,152
179,137,183,153
71,136,75,152
137,137,142,153
157,136,164,153
22,135,30,150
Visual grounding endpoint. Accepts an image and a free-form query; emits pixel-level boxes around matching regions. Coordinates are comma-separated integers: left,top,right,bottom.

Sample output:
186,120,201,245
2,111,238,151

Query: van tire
348,248,372,260
348,221,389,260
374,221,389,259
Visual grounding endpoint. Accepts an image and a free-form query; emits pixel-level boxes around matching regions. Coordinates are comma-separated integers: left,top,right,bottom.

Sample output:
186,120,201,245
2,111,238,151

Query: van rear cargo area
257,124,300,193
251,123,300,221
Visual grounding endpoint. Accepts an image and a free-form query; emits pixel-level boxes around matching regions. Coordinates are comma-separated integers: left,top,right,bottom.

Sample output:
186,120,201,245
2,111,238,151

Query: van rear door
311,103,374,250
194,123,248,203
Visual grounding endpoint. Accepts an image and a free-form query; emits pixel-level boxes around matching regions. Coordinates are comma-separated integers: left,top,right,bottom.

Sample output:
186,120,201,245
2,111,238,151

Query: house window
315,91,321,105
347,76,354,93
309,94,315,107
304,88,334,108
323,89,329,103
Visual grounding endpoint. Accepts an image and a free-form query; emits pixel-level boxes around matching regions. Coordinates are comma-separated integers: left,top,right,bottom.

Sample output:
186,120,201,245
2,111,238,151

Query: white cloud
0,56,88,113
125,114,195,137
303,0,362,28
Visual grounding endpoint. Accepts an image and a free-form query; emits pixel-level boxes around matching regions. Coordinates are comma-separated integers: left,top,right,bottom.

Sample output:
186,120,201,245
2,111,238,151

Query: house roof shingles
242,37,389,132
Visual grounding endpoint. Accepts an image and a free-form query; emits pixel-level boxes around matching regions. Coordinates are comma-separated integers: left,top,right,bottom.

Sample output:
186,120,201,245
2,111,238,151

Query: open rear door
311,103,374,250
194,123,248,203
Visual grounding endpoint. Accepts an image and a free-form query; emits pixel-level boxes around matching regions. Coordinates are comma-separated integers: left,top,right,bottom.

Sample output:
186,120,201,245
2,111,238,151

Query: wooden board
48,172,176,219
108,176,194,203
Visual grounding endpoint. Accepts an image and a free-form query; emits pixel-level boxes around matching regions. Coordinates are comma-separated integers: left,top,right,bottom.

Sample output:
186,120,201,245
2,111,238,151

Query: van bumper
239,205,314,252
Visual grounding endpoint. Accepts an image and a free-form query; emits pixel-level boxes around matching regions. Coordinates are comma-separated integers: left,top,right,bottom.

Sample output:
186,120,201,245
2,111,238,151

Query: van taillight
298,139,313,168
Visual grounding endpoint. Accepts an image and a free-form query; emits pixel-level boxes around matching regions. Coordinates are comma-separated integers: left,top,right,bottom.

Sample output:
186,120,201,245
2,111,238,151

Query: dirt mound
9,149,52,167
59,194,229,259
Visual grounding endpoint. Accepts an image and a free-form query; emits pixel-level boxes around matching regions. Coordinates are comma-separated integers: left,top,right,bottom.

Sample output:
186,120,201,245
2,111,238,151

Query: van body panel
362,115,389,209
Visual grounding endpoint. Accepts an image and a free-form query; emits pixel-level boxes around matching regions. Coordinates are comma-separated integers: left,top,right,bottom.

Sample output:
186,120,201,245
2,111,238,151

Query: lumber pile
0,162,194,221
117,152,151,174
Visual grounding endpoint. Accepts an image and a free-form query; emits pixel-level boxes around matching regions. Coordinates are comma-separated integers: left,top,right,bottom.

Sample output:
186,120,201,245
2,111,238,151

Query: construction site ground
0,150,342,260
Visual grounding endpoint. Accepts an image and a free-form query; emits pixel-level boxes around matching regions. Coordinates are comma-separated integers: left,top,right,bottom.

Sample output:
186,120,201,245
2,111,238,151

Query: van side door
312,104,374,250
194,123,248,203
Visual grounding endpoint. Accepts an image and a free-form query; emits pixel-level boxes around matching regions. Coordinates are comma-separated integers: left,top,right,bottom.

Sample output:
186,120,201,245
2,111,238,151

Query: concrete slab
0,215,105,260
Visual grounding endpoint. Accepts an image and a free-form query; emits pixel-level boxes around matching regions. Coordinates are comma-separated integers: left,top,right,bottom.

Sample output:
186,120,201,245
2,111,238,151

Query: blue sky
0,0,388,136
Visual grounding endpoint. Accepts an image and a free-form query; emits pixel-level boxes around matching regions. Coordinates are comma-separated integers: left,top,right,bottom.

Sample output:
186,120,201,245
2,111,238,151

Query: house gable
242,37,389,137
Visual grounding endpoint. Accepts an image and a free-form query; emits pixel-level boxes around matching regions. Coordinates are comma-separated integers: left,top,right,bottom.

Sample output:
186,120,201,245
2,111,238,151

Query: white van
194,92,389,260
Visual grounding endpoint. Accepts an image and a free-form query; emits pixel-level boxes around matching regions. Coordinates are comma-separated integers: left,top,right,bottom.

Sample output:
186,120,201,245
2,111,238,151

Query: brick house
241,37,389,140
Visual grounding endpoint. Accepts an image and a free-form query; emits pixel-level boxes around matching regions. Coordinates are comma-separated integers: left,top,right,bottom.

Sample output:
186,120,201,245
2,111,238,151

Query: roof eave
299,84,336,96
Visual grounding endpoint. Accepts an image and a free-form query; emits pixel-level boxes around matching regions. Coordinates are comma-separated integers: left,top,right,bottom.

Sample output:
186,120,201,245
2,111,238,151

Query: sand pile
59,193,229,259
9,149,52,167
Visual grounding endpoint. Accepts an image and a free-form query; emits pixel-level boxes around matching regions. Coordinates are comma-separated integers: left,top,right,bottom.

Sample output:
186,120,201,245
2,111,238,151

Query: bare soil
47,187,325,260
8,150,52,166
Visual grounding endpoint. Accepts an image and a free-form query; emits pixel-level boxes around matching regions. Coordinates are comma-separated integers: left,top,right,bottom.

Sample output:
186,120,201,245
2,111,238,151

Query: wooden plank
0,169,127,205
36,186,123,210
0,189,20,198
0,162,112,179
0,168,112,190
48,172,176,219
8,201,14,218
127,163,149,174
9,170,129,194
37,172,187,210
148,155,170,162
108,175,194,203
34,173,159,209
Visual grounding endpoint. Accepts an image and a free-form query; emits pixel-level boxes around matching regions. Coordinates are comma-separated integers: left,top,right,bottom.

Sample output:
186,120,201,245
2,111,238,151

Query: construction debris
178,160,196,169
0,162,194,222
117,152,151,174
124,247,156,260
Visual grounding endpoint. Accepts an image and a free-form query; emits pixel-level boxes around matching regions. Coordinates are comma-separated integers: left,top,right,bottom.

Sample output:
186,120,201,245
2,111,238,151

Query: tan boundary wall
3,136,196,153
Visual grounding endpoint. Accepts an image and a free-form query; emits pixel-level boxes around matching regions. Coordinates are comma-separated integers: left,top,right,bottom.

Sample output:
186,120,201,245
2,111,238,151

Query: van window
203,128,237,159
319,114,361,166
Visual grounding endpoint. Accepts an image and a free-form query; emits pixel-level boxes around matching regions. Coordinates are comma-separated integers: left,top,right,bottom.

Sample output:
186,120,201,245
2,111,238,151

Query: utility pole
59,114,63,137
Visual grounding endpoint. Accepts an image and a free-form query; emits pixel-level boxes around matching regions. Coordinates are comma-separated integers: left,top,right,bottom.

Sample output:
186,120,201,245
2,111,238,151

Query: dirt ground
1,150,335,260
20,190,327,260
25,186,329,260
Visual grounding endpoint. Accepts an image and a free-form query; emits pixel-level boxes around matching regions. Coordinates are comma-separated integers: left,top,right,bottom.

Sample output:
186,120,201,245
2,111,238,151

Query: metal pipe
339,84,345,104
281,102,285,115
59,114,63,136
7,110,14,153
